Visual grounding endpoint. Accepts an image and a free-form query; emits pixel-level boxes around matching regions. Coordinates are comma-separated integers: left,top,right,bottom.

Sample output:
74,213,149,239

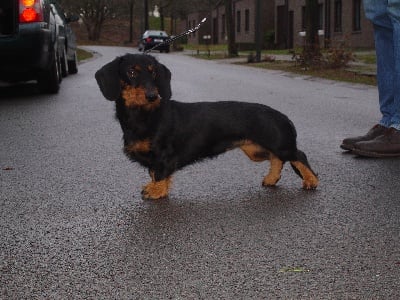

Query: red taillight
19,0,43,23
22,0,35,5
146,37,152,43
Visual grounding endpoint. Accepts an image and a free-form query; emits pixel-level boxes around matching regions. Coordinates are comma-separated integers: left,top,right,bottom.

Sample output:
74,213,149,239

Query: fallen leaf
279,266,310,273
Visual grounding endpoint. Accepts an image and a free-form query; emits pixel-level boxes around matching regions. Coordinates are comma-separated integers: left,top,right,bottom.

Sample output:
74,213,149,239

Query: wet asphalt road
1,46,399,299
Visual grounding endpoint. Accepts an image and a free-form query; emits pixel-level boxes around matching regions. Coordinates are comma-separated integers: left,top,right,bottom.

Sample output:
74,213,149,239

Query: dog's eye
148,65,157,79
127,69,138,79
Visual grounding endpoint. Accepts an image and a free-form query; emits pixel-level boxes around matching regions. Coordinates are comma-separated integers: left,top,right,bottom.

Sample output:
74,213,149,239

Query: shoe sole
352,148,400,158
340,144,354,151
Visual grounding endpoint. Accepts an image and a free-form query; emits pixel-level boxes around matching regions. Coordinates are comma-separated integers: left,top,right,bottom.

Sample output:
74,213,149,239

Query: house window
245,9,250,32
353,0,361,31
334,0,342,32
318,4,323,30
236,10,241,33
301,4,323,30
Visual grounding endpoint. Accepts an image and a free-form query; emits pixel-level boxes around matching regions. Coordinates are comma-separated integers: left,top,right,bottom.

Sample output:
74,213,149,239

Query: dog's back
156,100,298,162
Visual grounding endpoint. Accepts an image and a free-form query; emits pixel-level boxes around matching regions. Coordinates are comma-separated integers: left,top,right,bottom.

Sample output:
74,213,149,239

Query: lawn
184,44,377,86
243,60,376,86
77,48,93,62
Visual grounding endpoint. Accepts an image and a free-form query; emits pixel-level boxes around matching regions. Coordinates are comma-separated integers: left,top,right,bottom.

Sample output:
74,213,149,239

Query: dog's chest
116,102,156,137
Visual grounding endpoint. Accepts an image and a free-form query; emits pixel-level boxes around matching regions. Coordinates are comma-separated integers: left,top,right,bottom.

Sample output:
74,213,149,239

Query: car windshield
144,31,168,37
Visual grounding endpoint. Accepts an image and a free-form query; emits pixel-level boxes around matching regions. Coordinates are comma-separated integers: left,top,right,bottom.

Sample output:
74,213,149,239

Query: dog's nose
146,90,159,102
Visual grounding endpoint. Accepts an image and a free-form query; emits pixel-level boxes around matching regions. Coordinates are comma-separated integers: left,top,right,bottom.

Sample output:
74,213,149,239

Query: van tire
38,51,60,94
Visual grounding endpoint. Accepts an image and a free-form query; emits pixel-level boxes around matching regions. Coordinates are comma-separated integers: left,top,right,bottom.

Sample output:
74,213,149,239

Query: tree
144,0,149,30
128,0,135,42
59,0,126,41
224,0,238,57
303,0,321,65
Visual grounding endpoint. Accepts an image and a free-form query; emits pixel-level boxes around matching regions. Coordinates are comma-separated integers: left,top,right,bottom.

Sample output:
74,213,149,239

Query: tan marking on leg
121,85,160,110
142,177,172,200
263,154,283,186
125,139,151,153
239,140,269,162
290,161,319,190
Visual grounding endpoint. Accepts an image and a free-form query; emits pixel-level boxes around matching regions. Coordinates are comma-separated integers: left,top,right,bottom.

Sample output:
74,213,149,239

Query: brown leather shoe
340,124,388,151
352,128,400,157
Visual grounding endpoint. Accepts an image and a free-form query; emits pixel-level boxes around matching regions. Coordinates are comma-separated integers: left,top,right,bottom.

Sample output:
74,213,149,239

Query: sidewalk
184,49,377,77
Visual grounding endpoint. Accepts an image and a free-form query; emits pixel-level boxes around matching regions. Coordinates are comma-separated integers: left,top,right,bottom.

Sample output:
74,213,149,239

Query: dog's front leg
141,170,172,200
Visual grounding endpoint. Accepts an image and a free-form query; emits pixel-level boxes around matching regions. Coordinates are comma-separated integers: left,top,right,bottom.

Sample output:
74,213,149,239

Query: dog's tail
290,150,319,189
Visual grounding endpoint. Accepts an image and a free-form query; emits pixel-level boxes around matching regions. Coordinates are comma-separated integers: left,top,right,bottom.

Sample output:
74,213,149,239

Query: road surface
0,46,399,299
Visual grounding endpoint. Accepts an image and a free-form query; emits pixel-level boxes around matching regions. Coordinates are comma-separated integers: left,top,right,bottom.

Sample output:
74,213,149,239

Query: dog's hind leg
262,153,284,187
142,170,172,200
290,150,319,190
239,141,283,187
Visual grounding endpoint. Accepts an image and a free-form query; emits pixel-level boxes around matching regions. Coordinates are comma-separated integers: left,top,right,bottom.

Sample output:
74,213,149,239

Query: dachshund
95,54,319,200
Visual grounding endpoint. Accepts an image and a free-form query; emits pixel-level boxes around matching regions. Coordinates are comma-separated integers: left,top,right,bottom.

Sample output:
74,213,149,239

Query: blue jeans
363,0,400,130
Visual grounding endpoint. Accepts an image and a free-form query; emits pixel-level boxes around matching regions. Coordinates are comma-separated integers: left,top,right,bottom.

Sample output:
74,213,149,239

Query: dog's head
95,54,171,110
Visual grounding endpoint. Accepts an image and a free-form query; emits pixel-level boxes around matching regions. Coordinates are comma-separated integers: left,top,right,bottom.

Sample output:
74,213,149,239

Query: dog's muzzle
146,90,159,102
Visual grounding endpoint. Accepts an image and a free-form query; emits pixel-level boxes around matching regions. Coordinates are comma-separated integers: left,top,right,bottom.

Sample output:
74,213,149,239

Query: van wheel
38,51,60,94
68,51,78,74
61,46,69,77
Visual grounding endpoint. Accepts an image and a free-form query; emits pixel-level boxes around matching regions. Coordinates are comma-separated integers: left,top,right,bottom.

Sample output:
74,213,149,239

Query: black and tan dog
95,54,319,200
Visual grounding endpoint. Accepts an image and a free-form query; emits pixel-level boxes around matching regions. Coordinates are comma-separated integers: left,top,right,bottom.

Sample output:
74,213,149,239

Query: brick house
186,11,212,45
186,0,275,49
275,0,374,49
185,0,374,50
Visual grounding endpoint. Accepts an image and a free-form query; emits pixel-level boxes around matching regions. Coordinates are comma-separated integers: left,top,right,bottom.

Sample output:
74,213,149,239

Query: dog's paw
302,178,319,190
141,178,171,200
141,190,168,200
262,175,281,187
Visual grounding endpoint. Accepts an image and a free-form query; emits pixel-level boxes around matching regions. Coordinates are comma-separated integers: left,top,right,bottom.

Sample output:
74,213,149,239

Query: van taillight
19,0,43,23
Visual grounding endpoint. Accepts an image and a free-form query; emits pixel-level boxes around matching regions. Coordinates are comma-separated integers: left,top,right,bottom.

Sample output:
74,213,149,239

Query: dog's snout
146,90,159,102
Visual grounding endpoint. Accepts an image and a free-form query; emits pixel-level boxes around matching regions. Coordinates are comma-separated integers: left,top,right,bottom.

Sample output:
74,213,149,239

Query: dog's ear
95,57,121,101
155,62,172,101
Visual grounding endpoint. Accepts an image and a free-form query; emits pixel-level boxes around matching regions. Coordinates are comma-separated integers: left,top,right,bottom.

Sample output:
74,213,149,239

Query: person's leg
386,1,400,129
364,0,395,127
340,1,395,151
374,23,395,128
352,1,400,157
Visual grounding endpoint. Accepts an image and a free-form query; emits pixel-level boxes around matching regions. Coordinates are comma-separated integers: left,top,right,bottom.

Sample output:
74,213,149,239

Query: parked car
50,2,78,77
0,0,78,93
138,30,170,53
